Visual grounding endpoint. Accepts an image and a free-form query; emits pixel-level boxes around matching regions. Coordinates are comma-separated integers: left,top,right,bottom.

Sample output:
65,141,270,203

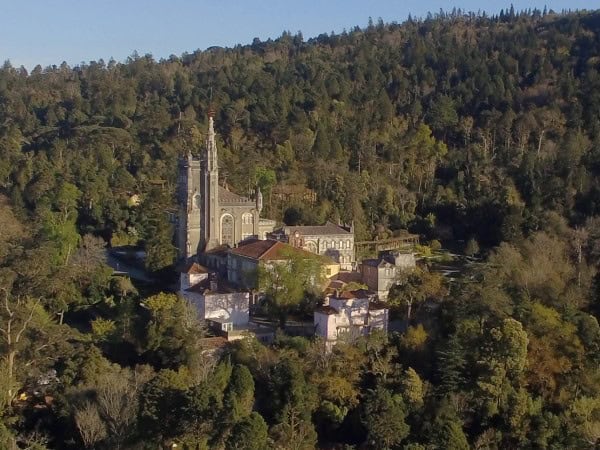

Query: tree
389,267,446,323
436,334,466,395
476,318,528,418
138,369,190,441
74,402,107,449
226,412,269,450
464,238,480,257
568,396,600,447
428,95,458,136
258,249,324,328
254,166,276,195
223,364,255,423
141,292,204,366
94,366,142,447
401,367,425,410
270,406,318,450
0,290,67,408
362,386,410,449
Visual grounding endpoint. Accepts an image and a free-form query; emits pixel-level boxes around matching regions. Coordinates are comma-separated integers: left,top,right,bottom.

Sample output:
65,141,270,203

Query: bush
429,239,442,251
465,238,480,257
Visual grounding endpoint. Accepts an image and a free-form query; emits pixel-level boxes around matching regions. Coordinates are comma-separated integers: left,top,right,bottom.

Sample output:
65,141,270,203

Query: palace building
270,222,355,270
177,113,275,258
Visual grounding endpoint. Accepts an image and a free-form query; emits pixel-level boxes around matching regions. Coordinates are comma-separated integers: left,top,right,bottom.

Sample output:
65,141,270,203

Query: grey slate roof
284,221,352,237
361,258,393,268
218,186,254,205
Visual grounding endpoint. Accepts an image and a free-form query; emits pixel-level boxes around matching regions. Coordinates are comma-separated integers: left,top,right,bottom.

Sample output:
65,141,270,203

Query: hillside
2,8,600,449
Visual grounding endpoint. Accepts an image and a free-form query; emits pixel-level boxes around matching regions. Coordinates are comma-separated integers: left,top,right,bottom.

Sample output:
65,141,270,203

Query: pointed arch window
221,214,234,246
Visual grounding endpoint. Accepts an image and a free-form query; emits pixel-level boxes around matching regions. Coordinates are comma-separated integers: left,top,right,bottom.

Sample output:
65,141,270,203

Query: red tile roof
178,261,210,274
230,239,327,262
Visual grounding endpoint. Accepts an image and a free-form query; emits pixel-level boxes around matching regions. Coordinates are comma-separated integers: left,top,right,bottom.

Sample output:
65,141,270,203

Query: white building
179,261,250,330
179,261,210,291
314,289,389,349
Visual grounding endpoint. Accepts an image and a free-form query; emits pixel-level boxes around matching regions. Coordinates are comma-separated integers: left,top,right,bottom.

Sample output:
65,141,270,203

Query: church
177,112,275,259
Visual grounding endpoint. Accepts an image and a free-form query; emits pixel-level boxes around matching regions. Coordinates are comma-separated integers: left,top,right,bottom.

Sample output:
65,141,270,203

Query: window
242,213,253,225
306,241,318,254
221,214,234,246
346,239,351,249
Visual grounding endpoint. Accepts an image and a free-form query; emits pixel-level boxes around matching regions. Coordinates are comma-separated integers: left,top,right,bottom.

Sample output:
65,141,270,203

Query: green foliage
226,412,269,450
90,318,116,342
464,237,480,256
258,248,324,327
362,386,410,449
138,368,190,440
389,267,446,321
223,364,255,422
3,8,600,449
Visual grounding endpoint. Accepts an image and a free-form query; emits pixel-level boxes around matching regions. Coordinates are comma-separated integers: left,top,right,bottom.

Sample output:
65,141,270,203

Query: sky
1,0,595,70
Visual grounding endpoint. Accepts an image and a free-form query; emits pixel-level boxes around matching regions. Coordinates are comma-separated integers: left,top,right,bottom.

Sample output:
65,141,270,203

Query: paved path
105,250,155,283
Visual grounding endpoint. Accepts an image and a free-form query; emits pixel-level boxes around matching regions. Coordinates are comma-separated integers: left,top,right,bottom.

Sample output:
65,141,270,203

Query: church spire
201,109,220,252
206,109,217,172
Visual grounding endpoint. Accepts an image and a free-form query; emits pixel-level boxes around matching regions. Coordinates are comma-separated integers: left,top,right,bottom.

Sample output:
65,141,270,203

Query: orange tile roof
229,239,279,259
229,239,325,262
178,261,210,274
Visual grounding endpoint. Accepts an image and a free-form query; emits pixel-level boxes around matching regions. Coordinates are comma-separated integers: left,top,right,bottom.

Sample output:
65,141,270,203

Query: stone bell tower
200,111,221,251
178,153,201,259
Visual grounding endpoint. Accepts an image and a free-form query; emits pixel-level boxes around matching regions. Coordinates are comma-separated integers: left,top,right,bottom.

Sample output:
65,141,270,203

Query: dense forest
3,6,600,449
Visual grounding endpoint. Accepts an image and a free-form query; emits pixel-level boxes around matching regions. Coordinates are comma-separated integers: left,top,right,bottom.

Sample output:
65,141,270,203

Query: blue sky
1,1,595,69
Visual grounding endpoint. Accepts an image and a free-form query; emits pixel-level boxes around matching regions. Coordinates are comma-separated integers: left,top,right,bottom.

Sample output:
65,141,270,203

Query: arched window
346,239,351,249
306,241,318,254
242,212,253,225
221,214,234,246
193,194,201,209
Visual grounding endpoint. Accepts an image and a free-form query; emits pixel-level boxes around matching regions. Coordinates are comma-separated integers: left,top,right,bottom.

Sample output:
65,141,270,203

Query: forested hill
4,7,600,450
2,9,600,266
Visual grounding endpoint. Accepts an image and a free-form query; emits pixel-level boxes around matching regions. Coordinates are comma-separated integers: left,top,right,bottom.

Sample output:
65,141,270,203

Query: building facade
226,239,340,289
314,289,389,349
360,252,416,299
180,273,250,327
178,113,274,258
275,222,355,270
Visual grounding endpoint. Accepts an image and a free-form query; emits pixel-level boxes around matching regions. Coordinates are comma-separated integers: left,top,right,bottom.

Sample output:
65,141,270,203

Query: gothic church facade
178,113,274,259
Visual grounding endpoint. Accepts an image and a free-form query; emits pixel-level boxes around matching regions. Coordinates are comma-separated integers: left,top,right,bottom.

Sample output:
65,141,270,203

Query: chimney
209,273,218,291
